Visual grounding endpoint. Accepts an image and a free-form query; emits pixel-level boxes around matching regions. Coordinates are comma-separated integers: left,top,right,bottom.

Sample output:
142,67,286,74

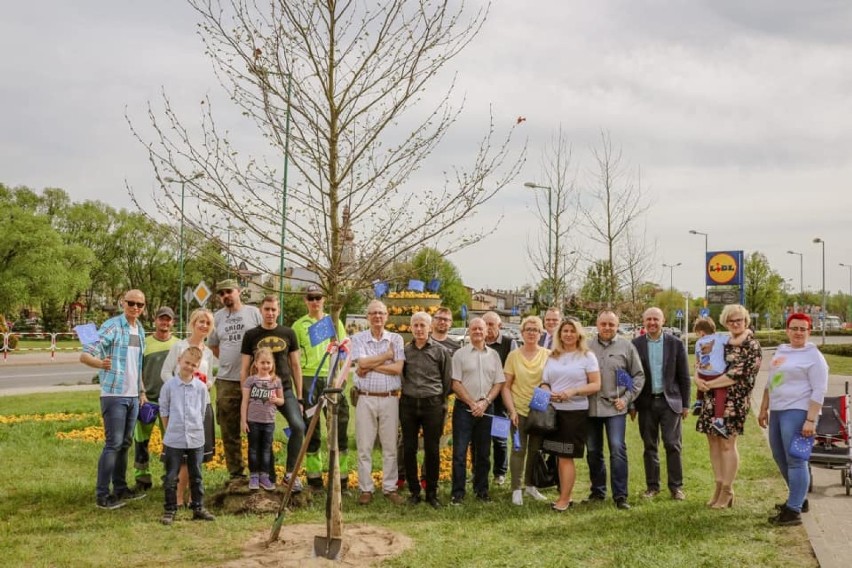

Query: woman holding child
695,304,762,509
540,319,601,511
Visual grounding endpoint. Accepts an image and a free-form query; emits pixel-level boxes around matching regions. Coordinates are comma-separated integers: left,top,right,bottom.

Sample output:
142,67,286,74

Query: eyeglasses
217,289,233,296
788,326,809,332
125,300,145,309
306,296,323,302
433,316,451,322
367,311,386,316
522,328,540,333
727,318,744,324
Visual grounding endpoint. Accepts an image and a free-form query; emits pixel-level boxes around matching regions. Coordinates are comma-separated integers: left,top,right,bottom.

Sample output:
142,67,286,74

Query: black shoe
582,493,606,504
775,499,809,513
450,495,464,506
615,498,631,510
96,495,126,510
769,505,801,526
160,510,176,525
192,508,216,521
407,494,422,505
426,494,442,509
134,480,152,491
475,493,492,503
114,488,147,502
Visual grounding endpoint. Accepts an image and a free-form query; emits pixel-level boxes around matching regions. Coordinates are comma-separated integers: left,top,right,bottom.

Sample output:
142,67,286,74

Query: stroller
808,382,852,495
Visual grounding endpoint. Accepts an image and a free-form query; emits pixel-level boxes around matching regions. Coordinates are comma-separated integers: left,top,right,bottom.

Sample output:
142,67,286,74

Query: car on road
447,327,469,346
663,326,683,338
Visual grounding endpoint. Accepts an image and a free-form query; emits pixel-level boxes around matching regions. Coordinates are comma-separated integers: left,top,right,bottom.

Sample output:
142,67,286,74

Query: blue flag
426,278,441,292
491,416,511,439
308,315,337,347
408,279,425,292
373,280,389,298
616,369,634,391
529,387,552,412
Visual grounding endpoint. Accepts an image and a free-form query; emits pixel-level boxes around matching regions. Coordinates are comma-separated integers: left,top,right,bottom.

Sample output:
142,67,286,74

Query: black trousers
399,394,446,496
638,397,683,492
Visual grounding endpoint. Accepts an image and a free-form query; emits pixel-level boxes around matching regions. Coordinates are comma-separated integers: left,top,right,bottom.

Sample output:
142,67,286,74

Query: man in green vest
293,285,349,492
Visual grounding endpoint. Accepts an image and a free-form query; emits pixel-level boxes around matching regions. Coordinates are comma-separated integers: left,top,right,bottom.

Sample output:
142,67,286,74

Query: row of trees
0,184,230,331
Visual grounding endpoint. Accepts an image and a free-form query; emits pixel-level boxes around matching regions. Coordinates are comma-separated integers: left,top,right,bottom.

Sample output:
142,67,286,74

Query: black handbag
526,404,557,435
531,450,559,488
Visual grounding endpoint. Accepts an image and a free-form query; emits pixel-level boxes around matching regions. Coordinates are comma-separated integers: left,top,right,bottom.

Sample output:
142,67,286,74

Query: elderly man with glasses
208,279,262,481
81,290,149,510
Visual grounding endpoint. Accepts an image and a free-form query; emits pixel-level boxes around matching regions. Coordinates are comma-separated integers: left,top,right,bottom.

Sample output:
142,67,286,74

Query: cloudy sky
2,1,851,302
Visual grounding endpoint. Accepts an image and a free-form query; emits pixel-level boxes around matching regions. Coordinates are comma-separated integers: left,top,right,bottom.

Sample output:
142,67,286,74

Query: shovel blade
313,535,342,560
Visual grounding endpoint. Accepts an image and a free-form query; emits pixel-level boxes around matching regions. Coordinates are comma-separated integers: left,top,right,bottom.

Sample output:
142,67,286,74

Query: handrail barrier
1,332,82,362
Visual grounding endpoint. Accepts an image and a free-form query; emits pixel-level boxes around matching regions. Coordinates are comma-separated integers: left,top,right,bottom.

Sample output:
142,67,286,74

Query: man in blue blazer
632,307,691,500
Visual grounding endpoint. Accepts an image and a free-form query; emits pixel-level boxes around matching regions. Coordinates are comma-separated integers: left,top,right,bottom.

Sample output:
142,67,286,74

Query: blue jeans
96,396,138,499
163,445,204,511
274,389,305,476
248,422,275,475
768,409,809,513
586,414,628,500
451,400,492,499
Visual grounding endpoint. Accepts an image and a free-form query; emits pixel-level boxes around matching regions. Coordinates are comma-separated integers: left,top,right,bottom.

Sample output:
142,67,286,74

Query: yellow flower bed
386,291,440,299
0,412,97,425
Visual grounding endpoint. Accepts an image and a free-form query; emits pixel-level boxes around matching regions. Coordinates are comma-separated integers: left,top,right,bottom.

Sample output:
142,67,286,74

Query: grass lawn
0,391,816,567
824,353,852,376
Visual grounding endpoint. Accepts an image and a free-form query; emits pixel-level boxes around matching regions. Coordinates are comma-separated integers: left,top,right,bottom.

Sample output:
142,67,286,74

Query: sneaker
769,505,802,526
284,472,303,493
512,489,523,506
384,491,404,505
426,494,442,509
450,495,464,506
160,510,176,525
691,401,703,416
259,474,276,491
192,508,216,521
671,489,686,501
96,495,126,510
524,486,547,502
114,487,147,502
358,492,373,506
775,499,809,513
248,474,260,491
494,475,506,486
711,418,729,439
642,489,660,499
615,497,631,510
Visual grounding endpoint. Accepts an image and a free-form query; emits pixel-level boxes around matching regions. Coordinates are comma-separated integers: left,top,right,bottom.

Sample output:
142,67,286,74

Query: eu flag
616,369,634,391
408,279,425,292
308,315,337,346
373,280,389,298
426,278,441,292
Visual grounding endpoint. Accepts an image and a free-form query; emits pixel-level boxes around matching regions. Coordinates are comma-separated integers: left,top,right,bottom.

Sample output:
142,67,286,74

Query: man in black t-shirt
240,296,304,485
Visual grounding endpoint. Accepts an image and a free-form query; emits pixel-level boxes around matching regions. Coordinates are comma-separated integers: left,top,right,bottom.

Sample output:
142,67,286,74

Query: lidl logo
707,253,738,284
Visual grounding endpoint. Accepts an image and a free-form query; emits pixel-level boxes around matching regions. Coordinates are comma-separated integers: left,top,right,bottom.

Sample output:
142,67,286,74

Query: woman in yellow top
502,315,550,506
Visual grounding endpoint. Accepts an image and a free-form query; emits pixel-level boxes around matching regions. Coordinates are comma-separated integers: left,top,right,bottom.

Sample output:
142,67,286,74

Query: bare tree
526,126,580,309
128,0,524,320
618,224,657,324
579,129,649,307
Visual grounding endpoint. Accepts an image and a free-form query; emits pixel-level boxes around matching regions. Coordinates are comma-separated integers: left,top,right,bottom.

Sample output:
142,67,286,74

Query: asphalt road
0,361,96,390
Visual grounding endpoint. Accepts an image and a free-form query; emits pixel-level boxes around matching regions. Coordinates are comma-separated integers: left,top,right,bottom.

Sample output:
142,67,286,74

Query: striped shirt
351,329,405,393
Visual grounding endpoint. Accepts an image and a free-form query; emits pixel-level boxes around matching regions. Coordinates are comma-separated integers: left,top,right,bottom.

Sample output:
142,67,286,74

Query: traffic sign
193,280,212,306
460,304,468,321
676,309,684,320
183,286,193,304
699,308,710,318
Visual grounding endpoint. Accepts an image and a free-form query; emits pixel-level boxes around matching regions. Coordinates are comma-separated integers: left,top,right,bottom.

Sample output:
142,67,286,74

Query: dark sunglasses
125,300,145,309
218,289,233,296
306,295,323,302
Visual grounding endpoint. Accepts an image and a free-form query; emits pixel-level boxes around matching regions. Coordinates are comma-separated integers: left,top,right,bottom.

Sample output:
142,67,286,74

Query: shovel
314,387,343,559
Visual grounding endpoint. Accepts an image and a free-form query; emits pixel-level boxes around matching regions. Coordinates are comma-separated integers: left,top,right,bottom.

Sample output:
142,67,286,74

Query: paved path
753,349,852,568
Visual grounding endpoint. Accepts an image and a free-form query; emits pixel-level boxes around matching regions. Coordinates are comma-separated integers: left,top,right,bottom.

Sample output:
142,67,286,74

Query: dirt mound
221,523,413,567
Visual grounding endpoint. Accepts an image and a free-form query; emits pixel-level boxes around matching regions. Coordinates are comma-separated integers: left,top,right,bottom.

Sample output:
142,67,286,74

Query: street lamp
786,250,804,301
813,237,826,345
525,181,553,303
663,262,682,291
840,262,852,325
164,172,204,337
688,229,709,306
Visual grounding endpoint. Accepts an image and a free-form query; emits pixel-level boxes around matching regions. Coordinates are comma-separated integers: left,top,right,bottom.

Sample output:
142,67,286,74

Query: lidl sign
706,251,744,286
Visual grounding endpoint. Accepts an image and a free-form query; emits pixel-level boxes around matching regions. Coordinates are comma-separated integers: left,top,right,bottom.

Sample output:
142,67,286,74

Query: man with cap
292,284,349,493
207,279,262,480
133,306,179,491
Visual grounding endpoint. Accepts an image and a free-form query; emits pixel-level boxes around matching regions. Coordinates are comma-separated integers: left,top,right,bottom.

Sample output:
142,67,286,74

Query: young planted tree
129,0,524,322
526,125,580,309
579,130,649,307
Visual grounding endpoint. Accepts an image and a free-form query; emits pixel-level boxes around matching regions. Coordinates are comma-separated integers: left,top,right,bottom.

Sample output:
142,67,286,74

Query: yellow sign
193,281,212,306
707,253,738,285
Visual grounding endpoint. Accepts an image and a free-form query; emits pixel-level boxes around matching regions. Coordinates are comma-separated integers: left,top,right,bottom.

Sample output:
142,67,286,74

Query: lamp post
277,73,293,324
688,229,708,306
786,250,804,304
525,181,553,304
663,262,682,325
164,172,204,337
813,238,826,345
840,262,852,325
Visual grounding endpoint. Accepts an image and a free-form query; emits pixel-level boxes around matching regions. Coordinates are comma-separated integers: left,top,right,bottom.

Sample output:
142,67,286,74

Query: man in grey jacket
586,310,645,509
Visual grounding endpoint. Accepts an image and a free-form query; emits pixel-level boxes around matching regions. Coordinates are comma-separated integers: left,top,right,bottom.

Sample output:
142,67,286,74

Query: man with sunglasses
208,279,262,480
81,290,148,510
292,285,348,493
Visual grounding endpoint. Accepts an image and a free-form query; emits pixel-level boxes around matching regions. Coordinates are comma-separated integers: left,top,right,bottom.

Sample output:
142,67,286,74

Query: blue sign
460,304,468,321
676,309,684,319
699,308,710,318
511,306,519,316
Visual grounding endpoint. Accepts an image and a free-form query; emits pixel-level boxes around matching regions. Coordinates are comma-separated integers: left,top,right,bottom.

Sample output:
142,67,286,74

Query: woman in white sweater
758,313,828,527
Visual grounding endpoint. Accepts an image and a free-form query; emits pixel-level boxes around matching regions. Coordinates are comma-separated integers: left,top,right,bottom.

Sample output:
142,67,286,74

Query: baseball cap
216,278,240,291
304,284,324,297
155,307,176,319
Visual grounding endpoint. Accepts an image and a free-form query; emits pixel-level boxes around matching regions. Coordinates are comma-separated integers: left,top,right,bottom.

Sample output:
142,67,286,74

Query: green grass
0,391,816,567
824,353,852,375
